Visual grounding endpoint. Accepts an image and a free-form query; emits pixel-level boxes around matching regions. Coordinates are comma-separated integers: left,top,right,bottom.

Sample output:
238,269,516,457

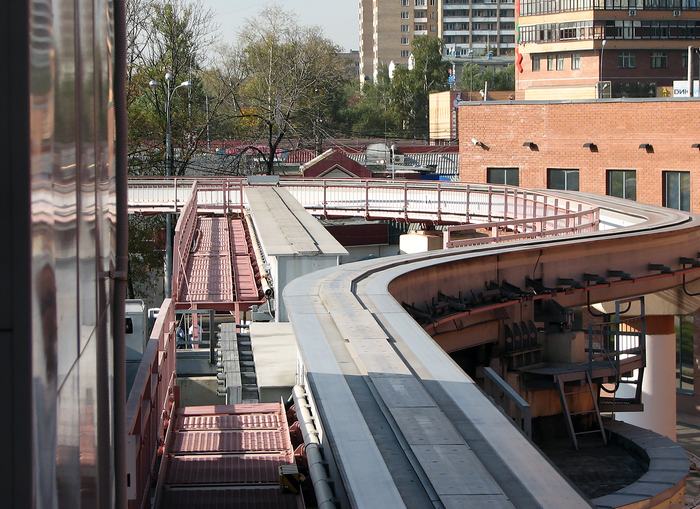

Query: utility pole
149,73,191,299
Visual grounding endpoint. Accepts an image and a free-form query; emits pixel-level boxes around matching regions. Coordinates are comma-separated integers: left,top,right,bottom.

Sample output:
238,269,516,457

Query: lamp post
468,50,475,101
149,73,191,299
599,39,607,98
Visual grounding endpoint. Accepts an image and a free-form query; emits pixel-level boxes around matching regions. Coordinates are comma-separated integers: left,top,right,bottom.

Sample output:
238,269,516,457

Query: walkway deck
179,217,261,308
158,403,303,509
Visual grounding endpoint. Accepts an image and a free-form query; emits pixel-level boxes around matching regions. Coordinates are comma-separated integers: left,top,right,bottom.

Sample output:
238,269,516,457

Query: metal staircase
588,297,646,414
523,297,647,450
556,371,607,451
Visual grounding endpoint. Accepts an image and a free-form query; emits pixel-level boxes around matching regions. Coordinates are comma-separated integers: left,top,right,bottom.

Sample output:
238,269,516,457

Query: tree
228,7,351,174
458,63,515,94
388,36,449,137
126,0,222,177
125,0,222,298
343,65,399,138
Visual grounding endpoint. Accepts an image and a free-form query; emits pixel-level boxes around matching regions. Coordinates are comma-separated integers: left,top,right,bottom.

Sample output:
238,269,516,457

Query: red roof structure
300,149,371,179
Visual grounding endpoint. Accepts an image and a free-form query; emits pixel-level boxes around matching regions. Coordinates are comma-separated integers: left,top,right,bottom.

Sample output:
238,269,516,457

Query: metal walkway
156,403,303,509
179,217,260,306
172,183,264,317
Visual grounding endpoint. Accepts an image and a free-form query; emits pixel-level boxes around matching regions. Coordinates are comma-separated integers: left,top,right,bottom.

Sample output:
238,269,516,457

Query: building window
401,50,410,57
677,314,694,394
557,54,565,70
548,169,579,191
415,10,427,18
547,54,555,71
415,24,426,30
651,52,668,69
532,55,541,71
488,167,519,186
430,0,436,4
560,27,577,39
610,20,640,39
683,52,688,69
430,25,437,31
401,11,410,18
402,0,409,5
618,52,636,69
415,0,426,5
430,11,437,18
401,37,410,45
664,171,690,211
571,53,580,70
651,21,669,39
401,25,409,32
607,170,636,200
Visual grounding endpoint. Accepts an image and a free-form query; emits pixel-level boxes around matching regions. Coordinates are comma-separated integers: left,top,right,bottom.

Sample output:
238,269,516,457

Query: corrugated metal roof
158,403,304,509
165,455,291,484
172,430,291,454
160,487,302,509
179,218,262,306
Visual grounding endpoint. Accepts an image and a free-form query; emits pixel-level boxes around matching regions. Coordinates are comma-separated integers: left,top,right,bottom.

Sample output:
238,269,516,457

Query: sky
202,0,360,52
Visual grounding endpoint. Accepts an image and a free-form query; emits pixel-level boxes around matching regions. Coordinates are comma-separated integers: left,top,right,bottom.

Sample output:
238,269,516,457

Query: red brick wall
458,99,700,211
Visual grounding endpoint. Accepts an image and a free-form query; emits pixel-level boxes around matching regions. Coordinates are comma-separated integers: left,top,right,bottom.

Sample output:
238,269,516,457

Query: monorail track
284,192,700,509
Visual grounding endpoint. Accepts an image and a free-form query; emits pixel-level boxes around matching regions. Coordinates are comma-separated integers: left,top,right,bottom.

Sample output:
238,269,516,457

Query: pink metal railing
126,299,178,509
127,178,598,228
444,210,600,248
172,182,200,301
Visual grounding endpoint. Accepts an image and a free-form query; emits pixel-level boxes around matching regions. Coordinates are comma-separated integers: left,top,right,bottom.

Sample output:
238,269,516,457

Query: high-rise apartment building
516,0,700,99
360,0,516,81
442,0,517,57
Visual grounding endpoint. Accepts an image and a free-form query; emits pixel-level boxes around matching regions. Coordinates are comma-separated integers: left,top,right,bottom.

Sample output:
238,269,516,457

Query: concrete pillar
617,316,677,440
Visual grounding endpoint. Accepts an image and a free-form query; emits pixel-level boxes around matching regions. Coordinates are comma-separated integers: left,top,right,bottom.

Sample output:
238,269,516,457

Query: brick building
516,0,700,99
459,97,700,211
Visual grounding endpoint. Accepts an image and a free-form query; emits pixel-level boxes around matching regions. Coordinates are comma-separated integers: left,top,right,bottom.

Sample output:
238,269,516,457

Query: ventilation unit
628,9,637,15
673,9,682,15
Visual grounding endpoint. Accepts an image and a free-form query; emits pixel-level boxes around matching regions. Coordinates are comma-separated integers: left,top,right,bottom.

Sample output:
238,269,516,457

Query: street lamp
468,50,475,101
599,40,607,98
149,73,191,299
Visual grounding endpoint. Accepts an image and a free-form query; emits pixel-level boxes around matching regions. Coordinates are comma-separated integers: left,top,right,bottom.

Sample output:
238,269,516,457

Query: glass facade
676,315,694,393
3,0,118,506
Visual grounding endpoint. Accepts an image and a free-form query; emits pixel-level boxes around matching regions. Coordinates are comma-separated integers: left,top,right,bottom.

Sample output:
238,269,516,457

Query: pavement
677,414,700,507
533,414,700,506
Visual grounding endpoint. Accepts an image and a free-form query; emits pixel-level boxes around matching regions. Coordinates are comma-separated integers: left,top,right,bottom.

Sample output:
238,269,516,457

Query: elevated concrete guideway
127,179,700,509
284,192,700,509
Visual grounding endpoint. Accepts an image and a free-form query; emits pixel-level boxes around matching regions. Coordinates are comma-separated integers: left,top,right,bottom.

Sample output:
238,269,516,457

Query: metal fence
128,178,598,228
125,299,178,509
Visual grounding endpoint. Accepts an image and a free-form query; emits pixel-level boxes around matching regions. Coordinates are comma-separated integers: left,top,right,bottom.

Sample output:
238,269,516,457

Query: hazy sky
202,0,360,52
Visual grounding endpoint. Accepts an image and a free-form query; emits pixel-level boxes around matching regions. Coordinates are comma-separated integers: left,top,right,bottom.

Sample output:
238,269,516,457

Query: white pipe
244,212,273,297
292,385,337,509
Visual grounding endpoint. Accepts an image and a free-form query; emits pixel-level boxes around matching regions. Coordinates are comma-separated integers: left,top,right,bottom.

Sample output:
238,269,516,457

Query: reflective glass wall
1,0,117,506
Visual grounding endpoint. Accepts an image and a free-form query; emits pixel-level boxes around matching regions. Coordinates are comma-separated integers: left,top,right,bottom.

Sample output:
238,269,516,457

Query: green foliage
458,63,515,93
341,65,399,137
126,0,220,177
229,7,351,173
346,36,449,138
127,214,165,299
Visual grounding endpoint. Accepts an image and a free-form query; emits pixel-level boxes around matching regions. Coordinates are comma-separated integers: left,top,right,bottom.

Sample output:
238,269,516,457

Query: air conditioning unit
673,9,682,15
628,9,637,15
